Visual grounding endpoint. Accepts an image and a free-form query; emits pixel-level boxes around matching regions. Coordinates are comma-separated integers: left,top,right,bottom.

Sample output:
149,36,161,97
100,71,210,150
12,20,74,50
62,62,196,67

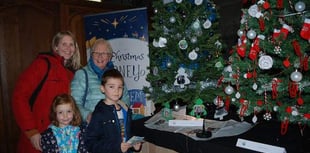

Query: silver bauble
225,85,234,95
290,70,303,82
295,1,306,12
247,30,257,39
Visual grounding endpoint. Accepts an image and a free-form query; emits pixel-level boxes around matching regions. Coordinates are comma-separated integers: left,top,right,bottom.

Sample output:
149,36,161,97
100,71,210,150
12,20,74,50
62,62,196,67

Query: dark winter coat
85,100,133,153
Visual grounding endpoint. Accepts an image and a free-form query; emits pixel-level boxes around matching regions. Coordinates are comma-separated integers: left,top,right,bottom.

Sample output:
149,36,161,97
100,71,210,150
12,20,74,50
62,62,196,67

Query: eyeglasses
92,52,111,57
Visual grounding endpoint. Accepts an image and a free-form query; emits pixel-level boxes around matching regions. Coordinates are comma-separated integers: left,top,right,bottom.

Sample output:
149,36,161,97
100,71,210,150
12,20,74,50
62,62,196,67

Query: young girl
85,69,142,153
41,94,89,153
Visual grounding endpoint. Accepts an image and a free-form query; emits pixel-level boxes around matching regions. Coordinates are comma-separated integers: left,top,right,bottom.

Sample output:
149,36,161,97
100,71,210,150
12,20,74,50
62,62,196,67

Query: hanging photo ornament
191,19,201,31
188,50,198,60
203,19,212,29
258,55,273,70
174,67,190,88
290,70,303,82
178,39,188,50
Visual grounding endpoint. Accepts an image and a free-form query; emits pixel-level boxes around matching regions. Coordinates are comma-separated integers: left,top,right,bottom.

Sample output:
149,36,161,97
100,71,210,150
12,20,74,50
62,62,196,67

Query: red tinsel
288,81,298,98
281,119,289,135
272,78,281,99
217,76,224,87
292,40,302,57
225,96,230,111
259,17,265,31
302,55,309,71
239,103,248,117
277,0,283,9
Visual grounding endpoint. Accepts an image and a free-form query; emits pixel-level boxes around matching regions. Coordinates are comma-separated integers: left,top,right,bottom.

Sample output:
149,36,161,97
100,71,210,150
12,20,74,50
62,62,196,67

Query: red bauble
297,97,304,105
283,58,290,68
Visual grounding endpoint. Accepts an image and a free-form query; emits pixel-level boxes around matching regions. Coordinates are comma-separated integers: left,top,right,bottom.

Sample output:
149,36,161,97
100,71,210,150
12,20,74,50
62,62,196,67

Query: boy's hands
121,142,131,153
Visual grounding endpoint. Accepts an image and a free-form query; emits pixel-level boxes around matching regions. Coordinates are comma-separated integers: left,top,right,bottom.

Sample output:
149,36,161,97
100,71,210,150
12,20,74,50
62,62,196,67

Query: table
132,117,309,153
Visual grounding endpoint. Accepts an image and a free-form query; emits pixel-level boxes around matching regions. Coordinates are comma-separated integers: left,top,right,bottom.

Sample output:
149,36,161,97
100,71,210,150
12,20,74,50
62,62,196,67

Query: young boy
85,69,142,153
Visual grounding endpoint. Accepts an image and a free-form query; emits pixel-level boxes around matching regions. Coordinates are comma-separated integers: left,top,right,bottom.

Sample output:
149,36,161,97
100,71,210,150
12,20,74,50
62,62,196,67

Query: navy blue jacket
85,100,133,153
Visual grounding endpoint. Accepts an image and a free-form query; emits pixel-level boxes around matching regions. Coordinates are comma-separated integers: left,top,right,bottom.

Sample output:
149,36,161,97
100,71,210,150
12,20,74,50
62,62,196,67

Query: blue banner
84,7,153,116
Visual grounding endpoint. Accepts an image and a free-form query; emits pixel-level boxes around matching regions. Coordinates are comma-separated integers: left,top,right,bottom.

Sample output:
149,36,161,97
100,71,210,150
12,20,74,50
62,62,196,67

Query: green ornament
190,98,207,118
162,102,173,120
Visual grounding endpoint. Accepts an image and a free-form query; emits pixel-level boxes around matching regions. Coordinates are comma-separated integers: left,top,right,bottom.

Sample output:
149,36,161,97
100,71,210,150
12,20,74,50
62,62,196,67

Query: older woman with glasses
71,38,129,124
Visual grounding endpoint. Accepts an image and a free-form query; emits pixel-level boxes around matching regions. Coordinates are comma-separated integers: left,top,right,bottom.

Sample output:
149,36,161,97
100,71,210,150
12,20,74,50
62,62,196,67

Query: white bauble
247,29,257,39
295,1,306,12
290,70,303,82
225,85,234,95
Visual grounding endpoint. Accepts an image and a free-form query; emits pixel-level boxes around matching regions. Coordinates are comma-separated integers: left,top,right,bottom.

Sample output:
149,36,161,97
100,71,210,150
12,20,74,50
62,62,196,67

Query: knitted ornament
279,24,291,40
300,18,310,40
273,29,280,40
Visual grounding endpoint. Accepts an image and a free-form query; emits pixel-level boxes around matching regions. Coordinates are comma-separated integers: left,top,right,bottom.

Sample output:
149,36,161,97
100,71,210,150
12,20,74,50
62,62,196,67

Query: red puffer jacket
12,52,74,153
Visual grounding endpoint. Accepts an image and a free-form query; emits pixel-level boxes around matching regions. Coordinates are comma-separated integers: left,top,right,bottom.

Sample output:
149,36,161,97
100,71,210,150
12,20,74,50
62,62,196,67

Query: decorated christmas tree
215,0,310,134
144,0,225,117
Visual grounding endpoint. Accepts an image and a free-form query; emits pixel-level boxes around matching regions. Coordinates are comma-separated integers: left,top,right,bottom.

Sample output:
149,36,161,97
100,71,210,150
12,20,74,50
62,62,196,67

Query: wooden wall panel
0,2,59,153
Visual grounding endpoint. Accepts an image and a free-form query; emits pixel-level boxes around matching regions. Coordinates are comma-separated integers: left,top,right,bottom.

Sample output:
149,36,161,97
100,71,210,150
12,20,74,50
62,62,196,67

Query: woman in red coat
12,31,81,153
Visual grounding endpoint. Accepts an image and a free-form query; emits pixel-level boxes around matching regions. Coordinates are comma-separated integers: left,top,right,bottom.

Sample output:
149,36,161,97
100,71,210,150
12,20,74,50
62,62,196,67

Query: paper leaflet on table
144,107,254,141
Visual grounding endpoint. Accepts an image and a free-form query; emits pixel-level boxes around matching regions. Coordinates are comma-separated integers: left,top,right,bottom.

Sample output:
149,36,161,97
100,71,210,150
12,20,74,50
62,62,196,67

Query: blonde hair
49,94,82,127
91,38,113,54
52,31,81,70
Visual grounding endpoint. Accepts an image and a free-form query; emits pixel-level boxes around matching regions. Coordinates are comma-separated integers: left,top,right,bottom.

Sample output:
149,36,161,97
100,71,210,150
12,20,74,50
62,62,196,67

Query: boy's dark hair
101,69,124,85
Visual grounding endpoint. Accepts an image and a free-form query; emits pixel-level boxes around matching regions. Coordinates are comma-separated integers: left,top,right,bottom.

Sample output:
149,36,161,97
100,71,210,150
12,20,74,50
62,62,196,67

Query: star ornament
112,18,119,29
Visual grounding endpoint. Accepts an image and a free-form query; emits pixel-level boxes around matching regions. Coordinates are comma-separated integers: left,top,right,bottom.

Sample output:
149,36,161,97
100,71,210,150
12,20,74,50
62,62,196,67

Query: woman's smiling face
92,43,112,69
55,35,76,61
